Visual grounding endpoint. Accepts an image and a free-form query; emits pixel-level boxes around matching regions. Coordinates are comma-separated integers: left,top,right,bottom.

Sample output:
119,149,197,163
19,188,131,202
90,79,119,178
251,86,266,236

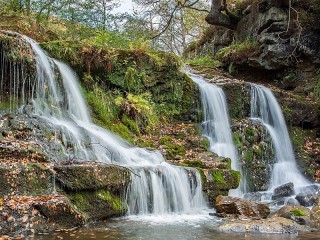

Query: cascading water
3,34,207,216
250,83,311,192
187,71,246,196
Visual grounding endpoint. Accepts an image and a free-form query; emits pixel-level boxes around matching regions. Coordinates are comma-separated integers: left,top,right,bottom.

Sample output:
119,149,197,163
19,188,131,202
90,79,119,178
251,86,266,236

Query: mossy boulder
54,163,131,192
232,119,274,192
0,163,53,197
68,189,127,220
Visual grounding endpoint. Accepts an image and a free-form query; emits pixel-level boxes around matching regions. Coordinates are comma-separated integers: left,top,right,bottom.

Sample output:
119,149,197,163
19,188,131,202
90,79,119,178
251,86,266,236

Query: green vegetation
188,55,221,68
215,38,259,63
290,209,306,217
179,160,207,168
211,170,226,185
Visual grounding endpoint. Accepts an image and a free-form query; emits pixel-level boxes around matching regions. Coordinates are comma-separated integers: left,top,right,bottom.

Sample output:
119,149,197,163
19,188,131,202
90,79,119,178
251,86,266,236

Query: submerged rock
295,185,319,207
215,195,270,219
295,192,317,207
217,217,310,234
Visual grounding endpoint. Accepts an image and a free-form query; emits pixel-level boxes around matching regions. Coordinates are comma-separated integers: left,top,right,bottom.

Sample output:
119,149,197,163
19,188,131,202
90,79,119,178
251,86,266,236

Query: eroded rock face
311,196,320,228
215,195,270,219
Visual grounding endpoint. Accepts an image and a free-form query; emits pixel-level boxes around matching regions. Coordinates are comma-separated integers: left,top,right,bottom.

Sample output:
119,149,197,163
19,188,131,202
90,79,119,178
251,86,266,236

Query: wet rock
68,189,128,220
270,205,311,226
54,163,131,192
295,185,319,207
286,198,300,206
295,192,317,207
231,118,274,192
204,169,241,204
272,183,294,200
215,195,270,219
310,196,320,228
217,217,310,234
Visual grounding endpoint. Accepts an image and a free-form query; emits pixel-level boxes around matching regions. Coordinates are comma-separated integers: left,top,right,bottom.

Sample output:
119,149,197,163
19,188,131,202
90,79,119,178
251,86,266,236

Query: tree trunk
205,0,236,30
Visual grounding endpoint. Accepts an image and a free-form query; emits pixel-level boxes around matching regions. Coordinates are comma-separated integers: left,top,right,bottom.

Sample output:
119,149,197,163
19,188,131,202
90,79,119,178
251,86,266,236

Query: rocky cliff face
186,1,320,102
188,0,320,70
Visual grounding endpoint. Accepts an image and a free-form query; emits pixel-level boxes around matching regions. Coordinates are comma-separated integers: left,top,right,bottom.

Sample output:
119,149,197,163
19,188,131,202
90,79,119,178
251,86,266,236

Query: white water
18,35,207,216
250,84,310,191
187,72,246,196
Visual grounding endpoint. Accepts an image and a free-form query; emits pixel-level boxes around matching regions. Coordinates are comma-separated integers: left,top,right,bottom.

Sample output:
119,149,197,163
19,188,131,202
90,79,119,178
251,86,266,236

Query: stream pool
34,213,320,240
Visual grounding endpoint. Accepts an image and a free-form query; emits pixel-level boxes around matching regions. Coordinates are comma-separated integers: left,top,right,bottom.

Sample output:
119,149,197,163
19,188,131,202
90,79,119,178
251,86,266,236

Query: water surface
35,215,320,240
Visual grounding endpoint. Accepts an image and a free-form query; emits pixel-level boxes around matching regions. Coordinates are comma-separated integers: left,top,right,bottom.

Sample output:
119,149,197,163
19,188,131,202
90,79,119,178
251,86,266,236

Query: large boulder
270,205,311,226
54,163,131,192
215,195,270,219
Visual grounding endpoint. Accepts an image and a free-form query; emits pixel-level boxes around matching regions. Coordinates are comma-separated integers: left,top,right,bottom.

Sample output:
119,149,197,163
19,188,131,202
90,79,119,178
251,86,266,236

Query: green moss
233,132,242,148
96,189,124,212
180,160,206,168
215,38,259,62
109,123,134,143
244,149,254,164
197,168,207,185
245,127,255,136
69,190,127,220
167,144,185,159
230,170,241,185
200,138,210,150
188,55,221,68
72,193,91,213
290,209,306,217
122,115,141,137
159,136,173,145
210,170,226,185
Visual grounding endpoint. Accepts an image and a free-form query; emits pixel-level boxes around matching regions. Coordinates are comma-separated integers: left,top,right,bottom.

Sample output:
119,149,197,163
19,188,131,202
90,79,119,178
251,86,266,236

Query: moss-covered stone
179,160,207,168
54,164,131,192
68,189,127,220
232,119,274,192
204,169,241,204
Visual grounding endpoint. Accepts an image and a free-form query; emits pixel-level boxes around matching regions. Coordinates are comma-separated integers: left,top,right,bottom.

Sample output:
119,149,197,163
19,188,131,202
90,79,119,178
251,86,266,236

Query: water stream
250,84,311,192
186,71,246,196
19,35,208,216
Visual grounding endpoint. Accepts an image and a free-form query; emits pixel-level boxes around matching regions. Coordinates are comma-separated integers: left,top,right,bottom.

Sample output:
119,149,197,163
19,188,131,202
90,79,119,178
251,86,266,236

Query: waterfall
250,84,310,191
187,71,246,196
4,35,207,215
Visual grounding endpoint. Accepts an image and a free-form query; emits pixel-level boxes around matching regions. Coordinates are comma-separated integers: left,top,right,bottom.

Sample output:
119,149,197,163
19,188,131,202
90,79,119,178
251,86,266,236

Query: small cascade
187,71,246,196
126,164,205,215
0,40,34,110
2,34,207,215
250,84,310,191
